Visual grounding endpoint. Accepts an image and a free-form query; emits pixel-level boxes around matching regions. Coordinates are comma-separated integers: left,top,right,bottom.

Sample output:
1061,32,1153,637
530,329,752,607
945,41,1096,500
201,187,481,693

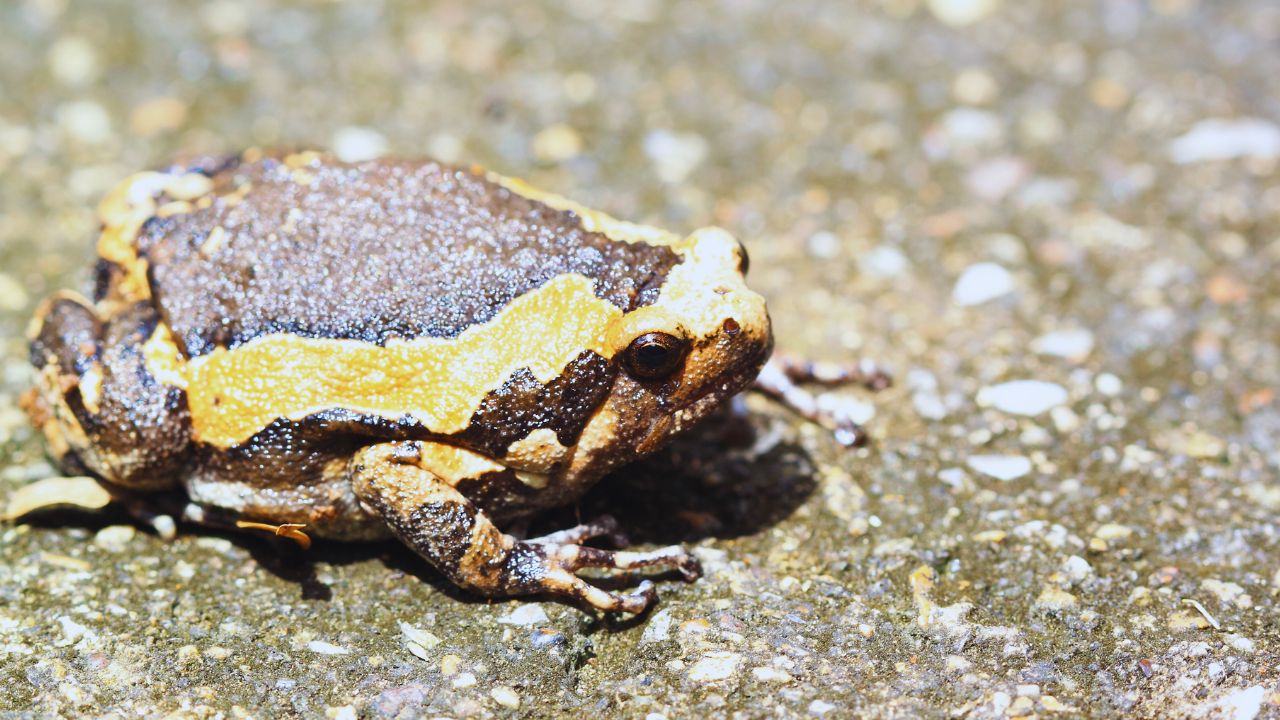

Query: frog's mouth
634,340,771,456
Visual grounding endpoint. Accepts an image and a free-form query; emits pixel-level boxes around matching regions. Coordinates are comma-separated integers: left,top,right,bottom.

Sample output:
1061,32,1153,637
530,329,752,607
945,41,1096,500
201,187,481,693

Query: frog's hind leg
27,293,191,489
527,515,629,547
351,442,698,614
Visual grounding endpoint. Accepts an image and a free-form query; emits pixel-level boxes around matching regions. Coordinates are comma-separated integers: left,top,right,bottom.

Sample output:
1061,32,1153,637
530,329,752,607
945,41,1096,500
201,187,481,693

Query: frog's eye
622,332,689,381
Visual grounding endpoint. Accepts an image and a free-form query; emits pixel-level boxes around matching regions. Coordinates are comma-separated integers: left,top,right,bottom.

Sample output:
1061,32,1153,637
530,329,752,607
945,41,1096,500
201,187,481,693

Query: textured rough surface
1,0,1279,718
137,155,682,356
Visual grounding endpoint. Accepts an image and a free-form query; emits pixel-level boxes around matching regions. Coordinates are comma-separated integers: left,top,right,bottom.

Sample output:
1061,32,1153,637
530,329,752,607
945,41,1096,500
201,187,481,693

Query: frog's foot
351,442,693,614
767,352,893,392
752,354,892,447
527,514,629,547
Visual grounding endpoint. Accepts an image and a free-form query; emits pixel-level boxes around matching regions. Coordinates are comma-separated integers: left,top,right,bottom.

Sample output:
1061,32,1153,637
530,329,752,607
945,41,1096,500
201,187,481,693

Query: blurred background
1,0,1278,717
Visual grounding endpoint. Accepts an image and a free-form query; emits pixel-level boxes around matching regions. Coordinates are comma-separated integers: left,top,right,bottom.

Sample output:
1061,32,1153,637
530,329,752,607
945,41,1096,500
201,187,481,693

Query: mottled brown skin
26,151,775,613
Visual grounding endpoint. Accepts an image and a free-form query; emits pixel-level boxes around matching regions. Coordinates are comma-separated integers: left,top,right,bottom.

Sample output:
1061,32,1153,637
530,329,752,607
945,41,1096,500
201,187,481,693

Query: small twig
1181,598,1221,630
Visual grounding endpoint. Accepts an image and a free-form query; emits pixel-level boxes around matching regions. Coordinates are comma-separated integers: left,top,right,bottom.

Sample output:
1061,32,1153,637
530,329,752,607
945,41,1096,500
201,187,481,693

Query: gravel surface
2,0,1279,717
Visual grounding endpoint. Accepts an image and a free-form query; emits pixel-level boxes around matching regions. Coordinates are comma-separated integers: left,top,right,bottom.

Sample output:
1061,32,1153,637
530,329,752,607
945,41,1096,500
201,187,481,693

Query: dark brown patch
30,299,191,488
401,499,478,575
136,154,683,356
458,350,615,458
31,297,100,375
454,469,546,519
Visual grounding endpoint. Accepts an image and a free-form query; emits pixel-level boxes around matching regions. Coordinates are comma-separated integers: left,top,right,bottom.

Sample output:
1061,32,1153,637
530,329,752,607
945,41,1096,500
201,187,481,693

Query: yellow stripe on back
182,273,623,448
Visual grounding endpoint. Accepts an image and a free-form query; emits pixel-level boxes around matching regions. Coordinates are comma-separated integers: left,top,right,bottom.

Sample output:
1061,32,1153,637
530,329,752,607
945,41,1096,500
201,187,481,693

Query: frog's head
567,227,773,480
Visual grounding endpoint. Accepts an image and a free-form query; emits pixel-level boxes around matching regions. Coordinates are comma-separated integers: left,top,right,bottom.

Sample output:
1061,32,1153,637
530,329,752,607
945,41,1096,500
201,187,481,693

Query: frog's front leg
753,353,893,447
350,442,699,614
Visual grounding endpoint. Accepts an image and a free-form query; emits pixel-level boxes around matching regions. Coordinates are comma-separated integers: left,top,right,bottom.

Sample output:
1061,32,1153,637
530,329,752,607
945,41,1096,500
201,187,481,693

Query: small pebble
688,651,741,682
1031,329,1094,361
57,100,113,145
1215,686,1265,720
1094,523,1132,542
497,603,548,626
967,454,1032,481
966,156,1029,201
806,231,841,259
751,666,794,683
936,108,1005,152
489,687,520,709
332,126,388,163
1061,555,1094,585
1034,586,1078,612
1094,373,1124,396
977,380,1068,416
858,245,909,277
953,262,1014,306
531,124,582,163
48,36,99,86
641,608,674,643
644,129,708,184
1169,118,1280,164
1200,579,1253,609
926,0,1001,26
307,640,350,655
129,97,189,137
451,672,477,689
93,525,136,552
400,622,441,650
808,699,838,716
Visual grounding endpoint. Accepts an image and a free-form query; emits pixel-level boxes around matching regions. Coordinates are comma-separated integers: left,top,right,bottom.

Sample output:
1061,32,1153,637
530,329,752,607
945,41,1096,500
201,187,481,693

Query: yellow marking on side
415,442,505,486
185,273,624,448
485,171,688,249
78,363,103,414
514,470,550,489
503,428,569,473
199,226,227,256
142,323,188,389
94,170,218,304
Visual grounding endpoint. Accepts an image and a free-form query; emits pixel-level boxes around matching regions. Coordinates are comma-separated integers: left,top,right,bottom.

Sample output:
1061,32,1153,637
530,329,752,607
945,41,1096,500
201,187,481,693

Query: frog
21,150,888,613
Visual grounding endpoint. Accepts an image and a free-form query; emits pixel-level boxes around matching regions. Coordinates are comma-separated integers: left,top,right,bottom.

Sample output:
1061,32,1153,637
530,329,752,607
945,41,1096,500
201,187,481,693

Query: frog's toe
554,543,701,581
528,514,628,547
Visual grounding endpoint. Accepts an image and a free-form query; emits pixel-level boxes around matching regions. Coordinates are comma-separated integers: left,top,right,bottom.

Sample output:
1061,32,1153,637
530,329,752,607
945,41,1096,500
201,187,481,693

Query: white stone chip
859,245,909,278
1094,373,1124,396
332,126,388,163
641,608,674,643
688,651,741,682
0,273,30,312
751,666,794,683
496,603,549,626
977,380,1068,416
953,262,1013,306
1212,686,1265,720
1031,329,1094,360
1169,118,1280,164
644,129,708,184
399,622,441,650
93,525,136,552
307,640,350,655
1061,555,1094,585
927,0,1000,26
967,454,1032,481
490,687,521,709
58,100,113,145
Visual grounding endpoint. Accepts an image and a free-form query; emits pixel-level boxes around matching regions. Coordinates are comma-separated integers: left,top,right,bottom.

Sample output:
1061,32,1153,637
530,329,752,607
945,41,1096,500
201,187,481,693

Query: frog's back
132,153,682,358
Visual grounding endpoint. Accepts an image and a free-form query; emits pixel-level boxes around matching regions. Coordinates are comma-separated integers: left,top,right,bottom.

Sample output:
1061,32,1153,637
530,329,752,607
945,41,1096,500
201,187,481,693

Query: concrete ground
1,0,1278,717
